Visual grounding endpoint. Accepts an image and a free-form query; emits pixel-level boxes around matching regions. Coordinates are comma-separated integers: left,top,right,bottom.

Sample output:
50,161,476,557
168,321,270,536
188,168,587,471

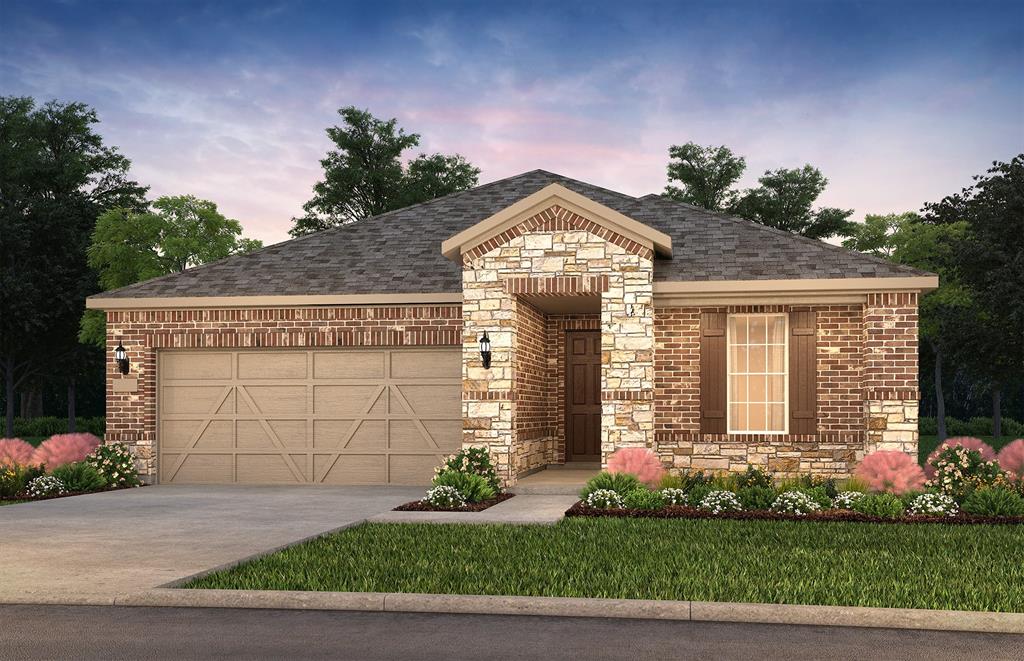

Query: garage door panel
390,455,446,485
237,454,303,483
399,385,460,415
243,385,307,414
237,352,307,379
314,385,382,414
316,454,387,485
314,351,385,379
159,348,459,485
169,454,233,483
161,352,232,380
391,350,460,379
162,386,228,414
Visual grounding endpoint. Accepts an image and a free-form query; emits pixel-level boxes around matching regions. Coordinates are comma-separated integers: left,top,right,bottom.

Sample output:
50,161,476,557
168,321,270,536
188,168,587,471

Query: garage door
157,348,461,485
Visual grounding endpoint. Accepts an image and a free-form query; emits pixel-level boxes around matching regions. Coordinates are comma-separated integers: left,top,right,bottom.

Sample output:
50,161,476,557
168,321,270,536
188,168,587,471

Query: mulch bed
565,501,1024,525
0,485,142,506
394,492,515,512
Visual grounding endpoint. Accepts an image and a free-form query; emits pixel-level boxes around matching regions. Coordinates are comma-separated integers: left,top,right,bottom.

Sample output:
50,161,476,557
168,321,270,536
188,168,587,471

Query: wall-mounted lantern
478,332,492,369
114,341,130,375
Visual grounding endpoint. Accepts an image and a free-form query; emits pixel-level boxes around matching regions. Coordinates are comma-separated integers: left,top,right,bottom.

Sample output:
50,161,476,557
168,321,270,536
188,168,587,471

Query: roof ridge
638,194,929,277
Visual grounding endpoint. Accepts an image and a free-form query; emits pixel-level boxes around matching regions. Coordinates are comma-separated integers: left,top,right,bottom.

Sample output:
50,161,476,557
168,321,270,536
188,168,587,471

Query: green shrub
799,486,833,509
0,464,43,498
907,493,958,517
422,485,465,509
86,442,140,488
431,471,495,503
736,486,776,511
962,488,1024,517
1005,418,1024,437
437,447,501,493
697,490,743,513
580,471,642,500
967,417,993,437
771,491,821,516
687,484,714,507
832,491,865,509
851,493,905,519
622,488,666,510
918,417,938,436
13,416,105,438
946,418,970,437
841,477,870,493
659,488,688,506
660,470,711,493
732,465,772,490
50,462,107,493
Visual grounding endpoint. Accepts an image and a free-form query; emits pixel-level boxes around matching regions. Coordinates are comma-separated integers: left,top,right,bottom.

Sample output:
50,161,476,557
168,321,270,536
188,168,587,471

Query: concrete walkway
0,485,420,603
369,494,578,524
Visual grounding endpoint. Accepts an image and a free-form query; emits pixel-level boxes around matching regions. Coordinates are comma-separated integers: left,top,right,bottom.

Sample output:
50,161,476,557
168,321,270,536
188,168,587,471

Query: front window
728,314,787,434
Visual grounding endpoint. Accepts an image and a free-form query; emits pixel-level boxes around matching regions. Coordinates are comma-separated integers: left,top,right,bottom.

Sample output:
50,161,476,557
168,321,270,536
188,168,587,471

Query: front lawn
918,435,1015,465
186,518,1024,612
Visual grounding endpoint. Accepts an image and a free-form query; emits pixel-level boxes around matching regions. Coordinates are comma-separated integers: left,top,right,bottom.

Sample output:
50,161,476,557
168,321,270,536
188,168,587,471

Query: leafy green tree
924,155,1024,437
0,97,146,437
730,165,855,240
664,142,746,211
289,107,480,237
842,212,921,258
79,196,263,347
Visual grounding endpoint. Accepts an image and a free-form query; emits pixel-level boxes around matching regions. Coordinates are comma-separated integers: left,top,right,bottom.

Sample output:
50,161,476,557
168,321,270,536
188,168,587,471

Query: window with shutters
727,314,788,434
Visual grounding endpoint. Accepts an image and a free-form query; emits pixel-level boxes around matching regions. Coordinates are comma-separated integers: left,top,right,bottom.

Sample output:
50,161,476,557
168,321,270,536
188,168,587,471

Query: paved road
2,605,1021,660
0,485,420,601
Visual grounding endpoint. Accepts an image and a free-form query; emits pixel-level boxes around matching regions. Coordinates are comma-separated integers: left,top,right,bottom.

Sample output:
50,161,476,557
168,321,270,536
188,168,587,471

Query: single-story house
87,170,936,486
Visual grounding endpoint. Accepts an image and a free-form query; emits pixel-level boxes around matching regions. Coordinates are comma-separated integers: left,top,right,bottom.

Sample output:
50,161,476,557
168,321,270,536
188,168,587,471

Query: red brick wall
653,303,869,476
105,305,462,480
513,299,556,473
863,292,919,397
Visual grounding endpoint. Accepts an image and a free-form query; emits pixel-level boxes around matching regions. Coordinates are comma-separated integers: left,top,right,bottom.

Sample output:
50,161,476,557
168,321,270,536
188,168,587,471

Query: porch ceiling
519,294,600,314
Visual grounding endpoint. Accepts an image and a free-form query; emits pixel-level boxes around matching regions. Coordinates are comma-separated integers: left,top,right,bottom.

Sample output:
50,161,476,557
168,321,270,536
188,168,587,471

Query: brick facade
653,299,918,477
105,305,461,481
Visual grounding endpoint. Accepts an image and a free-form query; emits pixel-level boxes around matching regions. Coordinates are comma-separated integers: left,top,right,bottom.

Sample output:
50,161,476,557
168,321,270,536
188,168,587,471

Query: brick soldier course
89,171,936,486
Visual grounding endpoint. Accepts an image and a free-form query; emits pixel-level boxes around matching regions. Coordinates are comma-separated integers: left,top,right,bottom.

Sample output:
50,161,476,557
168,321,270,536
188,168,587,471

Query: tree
842,212,920,258
730,165,855,240
289,107,480,236
0,97,146,437
924,155,1024,437
664,142,746,211
80,195,263,348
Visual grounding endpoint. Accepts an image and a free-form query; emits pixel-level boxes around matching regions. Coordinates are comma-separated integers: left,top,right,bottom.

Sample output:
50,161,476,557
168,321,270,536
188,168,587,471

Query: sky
2,0,1022,246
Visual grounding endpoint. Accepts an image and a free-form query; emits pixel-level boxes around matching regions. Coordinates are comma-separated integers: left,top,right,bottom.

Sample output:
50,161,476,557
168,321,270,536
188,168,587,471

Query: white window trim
726,313,789,435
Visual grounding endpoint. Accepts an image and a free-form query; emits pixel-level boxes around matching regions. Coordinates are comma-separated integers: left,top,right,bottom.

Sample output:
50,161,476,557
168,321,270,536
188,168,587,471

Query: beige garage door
157,348,461,485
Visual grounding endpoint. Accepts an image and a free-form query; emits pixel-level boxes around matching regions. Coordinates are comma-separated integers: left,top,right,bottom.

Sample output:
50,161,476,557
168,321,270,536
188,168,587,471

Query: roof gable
440,183,672,262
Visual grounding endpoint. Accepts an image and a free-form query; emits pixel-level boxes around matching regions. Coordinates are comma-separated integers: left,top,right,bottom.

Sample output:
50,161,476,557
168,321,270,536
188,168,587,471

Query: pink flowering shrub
30,433,101,470
924,437,996,478
855,450,926,495
0,438,36,467
606,447,665,486
997,440,1024,480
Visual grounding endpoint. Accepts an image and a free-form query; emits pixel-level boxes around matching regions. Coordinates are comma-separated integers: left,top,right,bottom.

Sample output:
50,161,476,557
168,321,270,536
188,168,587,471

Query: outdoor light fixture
479,332,492,369
114,341,130,375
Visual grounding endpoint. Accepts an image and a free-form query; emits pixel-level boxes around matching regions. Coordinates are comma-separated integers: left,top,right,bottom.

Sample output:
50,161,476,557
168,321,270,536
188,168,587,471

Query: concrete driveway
0,485,421,603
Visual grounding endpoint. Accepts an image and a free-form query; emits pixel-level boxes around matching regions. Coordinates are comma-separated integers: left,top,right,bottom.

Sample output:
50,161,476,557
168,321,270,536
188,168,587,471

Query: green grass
918,435,1016,465
0,500,28,506
187,518,1024,612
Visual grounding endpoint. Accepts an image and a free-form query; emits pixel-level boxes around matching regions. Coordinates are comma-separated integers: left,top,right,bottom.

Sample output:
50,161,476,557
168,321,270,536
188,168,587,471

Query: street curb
97,589,1024,634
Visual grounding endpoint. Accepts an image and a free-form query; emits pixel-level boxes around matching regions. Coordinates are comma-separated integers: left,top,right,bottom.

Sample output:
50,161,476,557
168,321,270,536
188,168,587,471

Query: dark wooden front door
565,331,601,462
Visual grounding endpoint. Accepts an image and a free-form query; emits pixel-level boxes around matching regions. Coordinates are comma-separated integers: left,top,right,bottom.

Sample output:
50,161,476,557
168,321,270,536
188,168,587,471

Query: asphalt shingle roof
94,170,927,299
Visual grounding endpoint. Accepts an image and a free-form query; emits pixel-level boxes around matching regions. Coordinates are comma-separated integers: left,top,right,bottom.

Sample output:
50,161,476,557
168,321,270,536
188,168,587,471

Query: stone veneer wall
461,204,655,485
653,301,914,477
863,292,919,454
105,305,462,481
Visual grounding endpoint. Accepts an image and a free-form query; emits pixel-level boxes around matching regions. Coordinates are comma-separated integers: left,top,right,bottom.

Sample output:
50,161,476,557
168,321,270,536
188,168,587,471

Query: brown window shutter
700,312,727,434
788,310,817,434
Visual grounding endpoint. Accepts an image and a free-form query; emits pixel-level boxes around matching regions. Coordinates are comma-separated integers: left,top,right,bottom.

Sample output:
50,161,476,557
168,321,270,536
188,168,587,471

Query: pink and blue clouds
2,0,1022,245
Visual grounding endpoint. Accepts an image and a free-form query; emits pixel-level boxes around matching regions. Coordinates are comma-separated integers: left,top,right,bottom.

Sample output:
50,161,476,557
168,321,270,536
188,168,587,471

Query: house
87,171,936,486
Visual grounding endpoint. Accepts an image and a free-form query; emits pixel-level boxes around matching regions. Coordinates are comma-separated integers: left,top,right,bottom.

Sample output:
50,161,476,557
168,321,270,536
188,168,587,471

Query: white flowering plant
771,491,821,516
422,485,466,509
832,491,865,510
926,446,1002,501
585,489,624,510
698,490,743,514
86,443,140,488
26,475,66,498
907,493,959,517
659,488,689,506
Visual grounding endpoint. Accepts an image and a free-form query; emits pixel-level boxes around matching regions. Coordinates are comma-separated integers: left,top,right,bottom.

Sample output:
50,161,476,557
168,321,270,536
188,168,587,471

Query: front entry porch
509,463,601,495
